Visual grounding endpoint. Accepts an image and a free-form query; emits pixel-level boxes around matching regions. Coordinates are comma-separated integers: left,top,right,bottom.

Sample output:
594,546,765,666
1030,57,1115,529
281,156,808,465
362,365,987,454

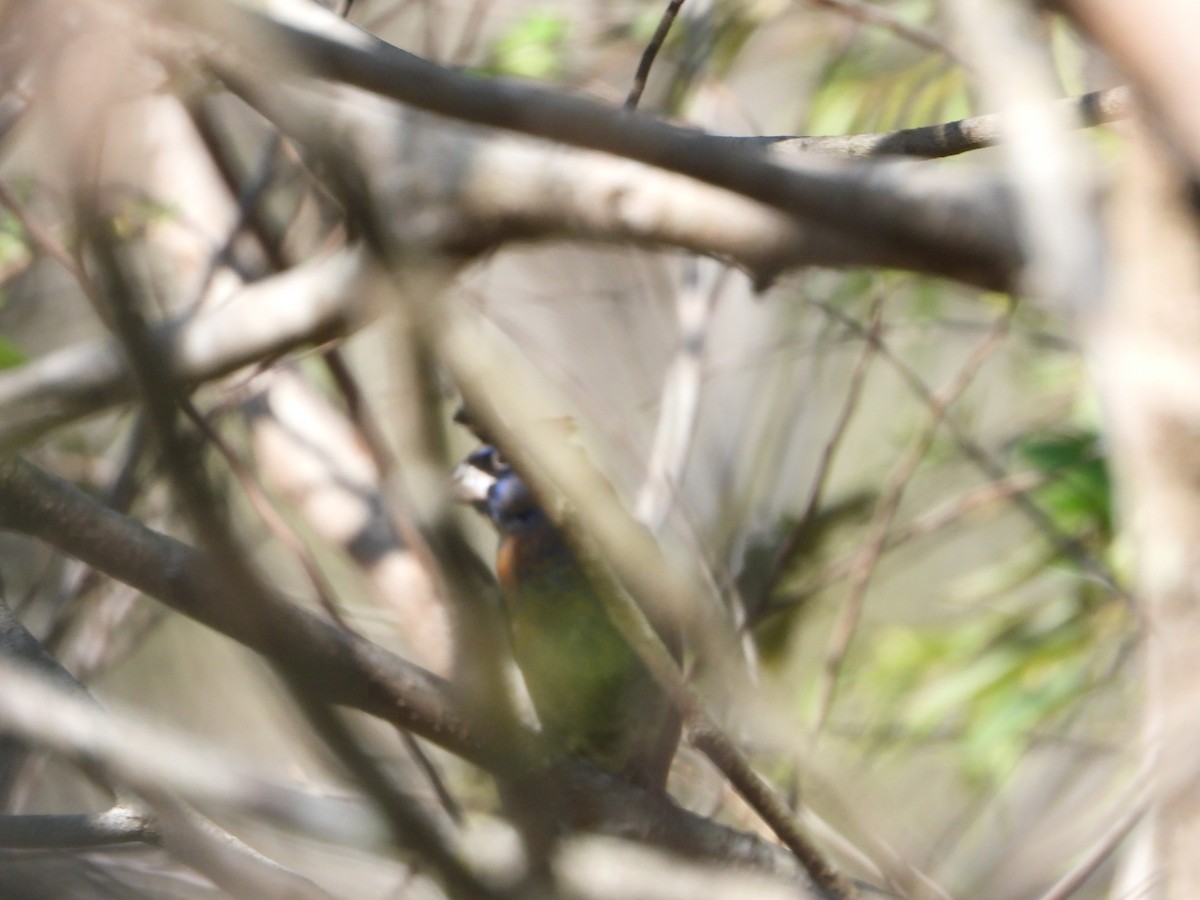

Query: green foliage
0,334,26,369
853,427,1120,782
806,1,970,137
0,206,30,281
1016,429,1111,543
479,11,570,80
863,589,1123,781
747,491,878,663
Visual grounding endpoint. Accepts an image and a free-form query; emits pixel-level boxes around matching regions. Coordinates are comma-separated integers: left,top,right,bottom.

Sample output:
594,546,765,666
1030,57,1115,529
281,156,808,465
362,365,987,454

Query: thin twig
0,806,157,849
310,355,466,825
688,725,858,898
811,299,1131,606
759,469,1047,621
178,397,354,629
727,86,1132,159
0,182,101,311
810,0,965,65
814,310,1012,731
449,0,495,66
757,296,884,613
187,131,284,311
1034,761,1152,900
625,0,689,110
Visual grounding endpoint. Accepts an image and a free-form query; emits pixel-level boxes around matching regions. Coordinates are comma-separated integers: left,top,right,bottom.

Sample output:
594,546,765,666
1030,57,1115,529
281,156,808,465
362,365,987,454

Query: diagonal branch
0,246,379,450
162,0,1023,288
0,456,481,762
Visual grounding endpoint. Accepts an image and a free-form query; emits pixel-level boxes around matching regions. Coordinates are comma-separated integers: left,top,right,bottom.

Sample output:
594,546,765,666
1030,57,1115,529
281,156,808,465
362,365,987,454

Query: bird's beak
451,459,495,511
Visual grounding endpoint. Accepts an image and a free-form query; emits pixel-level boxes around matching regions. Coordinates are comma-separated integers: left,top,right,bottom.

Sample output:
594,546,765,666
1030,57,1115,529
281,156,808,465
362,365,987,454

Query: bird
455,443,681,791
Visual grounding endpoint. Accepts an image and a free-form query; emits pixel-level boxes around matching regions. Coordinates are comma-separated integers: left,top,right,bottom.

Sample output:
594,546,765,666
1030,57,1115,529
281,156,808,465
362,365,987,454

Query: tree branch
0,456,480,760
0,456,815,878
0,246,379,450
162,0,1024,289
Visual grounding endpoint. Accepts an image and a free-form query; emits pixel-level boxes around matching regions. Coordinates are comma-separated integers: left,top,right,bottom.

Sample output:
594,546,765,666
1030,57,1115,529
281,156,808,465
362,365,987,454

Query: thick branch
0,247,377,450
0,456,813,877
0,456,478,760
165,0,1023,289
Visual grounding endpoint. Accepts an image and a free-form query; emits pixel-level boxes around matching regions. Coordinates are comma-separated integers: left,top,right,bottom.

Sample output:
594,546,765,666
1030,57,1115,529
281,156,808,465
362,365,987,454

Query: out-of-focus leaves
746,490,878,662
0,334,26,369
845,427,1119,781
478,12,570,80
805,0,969,138
862,591,1124,781
0,207,31,284
1016,428,1111,541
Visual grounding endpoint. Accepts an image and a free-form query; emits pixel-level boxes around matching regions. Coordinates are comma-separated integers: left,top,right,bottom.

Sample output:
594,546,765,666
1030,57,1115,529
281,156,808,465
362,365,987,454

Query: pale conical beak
451,460,495,511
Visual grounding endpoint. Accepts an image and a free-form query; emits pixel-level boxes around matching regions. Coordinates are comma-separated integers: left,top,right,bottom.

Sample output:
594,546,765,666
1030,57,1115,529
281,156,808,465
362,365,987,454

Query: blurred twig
625,0,689,110
730,86,1131,159
178,396,354,629
755,295,883,616
1035,780,1149,900
760,469,1047,619
0,245,378,449
811,299,1131,606
810,0,965,65
814,308,1012,731
0,806,156,848
635,259,725,531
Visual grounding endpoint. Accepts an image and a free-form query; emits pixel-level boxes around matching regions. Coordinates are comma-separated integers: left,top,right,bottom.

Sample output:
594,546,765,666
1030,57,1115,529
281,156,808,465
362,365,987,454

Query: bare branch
0,656,382,845
0,456,479,759
814,309,1012,729
163,0,1024,289
0,247,377,450
729,87,1131,160
0,806,156,849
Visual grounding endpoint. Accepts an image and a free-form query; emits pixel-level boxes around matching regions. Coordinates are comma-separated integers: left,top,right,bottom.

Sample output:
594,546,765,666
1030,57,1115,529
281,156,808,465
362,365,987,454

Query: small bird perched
455,444,681,791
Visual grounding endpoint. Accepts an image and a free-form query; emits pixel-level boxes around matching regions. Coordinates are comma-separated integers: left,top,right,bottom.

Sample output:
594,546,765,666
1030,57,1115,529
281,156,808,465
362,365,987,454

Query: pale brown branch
168,0,1023,288
0,246,378,450
814,310,1011,731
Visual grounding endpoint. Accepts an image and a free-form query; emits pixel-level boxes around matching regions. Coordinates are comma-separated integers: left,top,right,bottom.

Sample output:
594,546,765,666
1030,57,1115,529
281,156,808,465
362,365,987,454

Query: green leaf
0,334,26,369
482,12,569,80
857,588,1123,783
1016,429,1112,538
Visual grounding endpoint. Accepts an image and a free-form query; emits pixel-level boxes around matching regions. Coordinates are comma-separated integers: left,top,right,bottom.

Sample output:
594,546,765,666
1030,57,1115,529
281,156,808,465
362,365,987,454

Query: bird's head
453,444,548,535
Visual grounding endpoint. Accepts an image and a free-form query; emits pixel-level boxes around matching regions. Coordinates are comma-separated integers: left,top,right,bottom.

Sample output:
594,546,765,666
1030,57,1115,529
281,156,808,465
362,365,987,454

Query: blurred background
0,1,1135,897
